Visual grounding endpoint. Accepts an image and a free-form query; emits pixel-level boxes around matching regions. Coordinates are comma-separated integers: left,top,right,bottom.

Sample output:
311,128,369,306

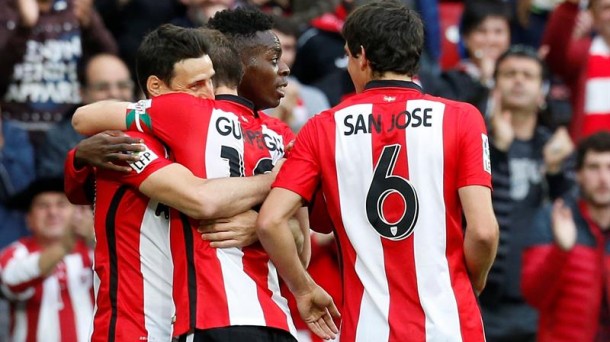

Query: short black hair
342,0,423,77
494,44,547,81
576,132,610,170
207,7,273,57
136,24,210,97
197,28,243,89
460,0,511,37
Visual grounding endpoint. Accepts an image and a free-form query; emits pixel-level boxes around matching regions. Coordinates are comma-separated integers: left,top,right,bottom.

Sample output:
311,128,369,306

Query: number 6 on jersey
366,144,419,240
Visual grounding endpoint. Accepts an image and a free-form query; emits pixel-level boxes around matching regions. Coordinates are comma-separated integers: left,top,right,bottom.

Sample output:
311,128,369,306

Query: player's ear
147,75,164,97
359,45,369,71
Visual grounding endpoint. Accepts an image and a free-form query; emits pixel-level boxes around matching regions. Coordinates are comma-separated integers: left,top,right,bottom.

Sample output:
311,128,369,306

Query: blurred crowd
0,0,609,341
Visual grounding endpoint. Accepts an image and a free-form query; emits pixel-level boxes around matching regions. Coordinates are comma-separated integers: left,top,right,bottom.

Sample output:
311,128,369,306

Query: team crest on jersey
127,143,158,174
126,100,153,133
482,134,491,174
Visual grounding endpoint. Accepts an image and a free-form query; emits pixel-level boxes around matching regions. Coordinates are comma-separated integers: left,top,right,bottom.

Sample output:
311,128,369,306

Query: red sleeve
456,103,492,189
0,242,44,296
542,2,590,83
64,149,95,205
273,118,321,203
96,131,172,188
125,93,214,148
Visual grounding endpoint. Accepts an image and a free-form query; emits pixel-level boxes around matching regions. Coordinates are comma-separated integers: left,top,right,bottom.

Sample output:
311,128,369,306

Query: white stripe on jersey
406,100,462,341
585,78,610,114
65,254,94,342
334,104,391,342
38,275,61,341
205,109,244,179
261,124,285,165
13,303,27,342
90,269,101,341
140,200,174,340
216,248,266,325
267,262,297,337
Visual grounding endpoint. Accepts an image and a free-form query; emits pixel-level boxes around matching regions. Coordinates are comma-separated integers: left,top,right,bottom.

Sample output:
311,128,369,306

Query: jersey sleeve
273,118,321,203
96,131,172,188
456,104,493,189
125,93,214,148
0,242,43,299
64,149,95,205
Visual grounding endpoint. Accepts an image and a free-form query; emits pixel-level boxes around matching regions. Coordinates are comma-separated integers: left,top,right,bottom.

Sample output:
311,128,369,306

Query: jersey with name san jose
126,93,296,338
273,80,492,342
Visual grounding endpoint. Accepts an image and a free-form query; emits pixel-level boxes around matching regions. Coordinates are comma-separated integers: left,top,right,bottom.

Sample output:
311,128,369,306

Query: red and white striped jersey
0,238,94,342
128,93,297,337
273,80,492,342
82,131,174,342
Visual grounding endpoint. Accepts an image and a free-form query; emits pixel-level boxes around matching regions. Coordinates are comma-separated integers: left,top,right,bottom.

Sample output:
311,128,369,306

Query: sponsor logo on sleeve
128,143,159,174
482,133,491,174
126,100,152,133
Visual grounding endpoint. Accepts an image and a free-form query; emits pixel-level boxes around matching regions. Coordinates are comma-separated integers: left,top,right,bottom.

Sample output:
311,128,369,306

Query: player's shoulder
258,111,291,131
421,93,481,117
152,92,214,107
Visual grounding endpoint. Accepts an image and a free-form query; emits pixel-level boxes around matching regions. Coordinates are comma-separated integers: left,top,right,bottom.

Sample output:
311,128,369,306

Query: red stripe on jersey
58,263,78,341
442,111,486,341
586,55,610,79
194,238,231,329
370,101,426,342
26,296,41,342
242,248,288,330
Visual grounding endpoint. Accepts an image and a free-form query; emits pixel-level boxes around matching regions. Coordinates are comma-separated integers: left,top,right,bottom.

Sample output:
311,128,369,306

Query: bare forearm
196,174,273,218
258,218,314,295
463,225,498,295
72,101,130,135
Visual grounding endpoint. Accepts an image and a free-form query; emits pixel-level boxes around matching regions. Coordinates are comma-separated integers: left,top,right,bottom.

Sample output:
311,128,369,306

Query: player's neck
372,72,413,83
215,86,238,96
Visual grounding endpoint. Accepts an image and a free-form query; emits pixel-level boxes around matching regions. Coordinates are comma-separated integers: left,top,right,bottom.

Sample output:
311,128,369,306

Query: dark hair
271,14,300,39
136,24,210,97
576,132,610,170
197,28,243,89
207,7,273,56
342,0,423,77
494,44,547,81
460,0,511,37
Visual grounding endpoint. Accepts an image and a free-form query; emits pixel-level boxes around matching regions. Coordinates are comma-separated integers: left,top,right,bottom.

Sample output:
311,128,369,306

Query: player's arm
459,185,499,295
291,207,311,267
72,100,131,135
257,188,339,339
139,163,277,220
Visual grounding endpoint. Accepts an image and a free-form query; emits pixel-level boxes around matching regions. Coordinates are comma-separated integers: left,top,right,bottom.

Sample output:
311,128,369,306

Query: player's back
306,81,489,341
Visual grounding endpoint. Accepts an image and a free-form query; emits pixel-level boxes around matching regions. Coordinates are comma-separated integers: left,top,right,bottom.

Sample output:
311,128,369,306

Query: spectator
238,0,342,32
522,131,610,342
268,15,330,132
421,0,511,116
171,0,235,28
543,0,610,141
481,45,574,342
36,53,133,177
95,0,186,86
0,0,117,145
0,110,36,250
0,177,94,341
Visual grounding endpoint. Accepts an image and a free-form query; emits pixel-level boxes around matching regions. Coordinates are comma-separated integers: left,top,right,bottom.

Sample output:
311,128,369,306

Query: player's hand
271,158,286,178
543,127,574,174
74,130,144,172
198,210,258,248
295,284,341,340
551,199,577,251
